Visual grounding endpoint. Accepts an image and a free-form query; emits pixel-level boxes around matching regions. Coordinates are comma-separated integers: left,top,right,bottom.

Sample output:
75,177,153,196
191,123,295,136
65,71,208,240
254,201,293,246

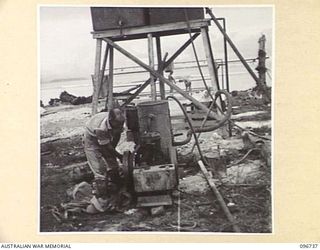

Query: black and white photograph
39,6,273,233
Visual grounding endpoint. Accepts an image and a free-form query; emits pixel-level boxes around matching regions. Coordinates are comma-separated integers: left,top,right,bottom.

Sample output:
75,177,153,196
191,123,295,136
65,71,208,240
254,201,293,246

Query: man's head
108,108,125,132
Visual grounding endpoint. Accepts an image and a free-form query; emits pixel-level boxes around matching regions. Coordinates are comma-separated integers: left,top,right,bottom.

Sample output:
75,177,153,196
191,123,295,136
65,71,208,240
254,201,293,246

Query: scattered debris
124,208,139,215
226,160,264,184
179,174,209,194
150,206,165,216
40,88,271,232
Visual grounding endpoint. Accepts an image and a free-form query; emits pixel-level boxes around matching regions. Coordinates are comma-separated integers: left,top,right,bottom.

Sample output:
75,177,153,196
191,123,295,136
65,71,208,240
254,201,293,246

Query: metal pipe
219,18,230,92
217,18,232,136
221,62,224,89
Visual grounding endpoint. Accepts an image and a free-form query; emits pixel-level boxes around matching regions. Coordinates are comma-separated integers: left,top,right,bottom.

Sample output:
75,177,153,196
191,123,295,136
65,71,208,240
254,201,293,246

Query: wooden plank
148,33,156,101
91,38,102,115
120,54,167,107
100,44,109,84
137,195,172,207
103,37,223,121
201,27,219,92
201,27,223,116
110,29,201,42
120,79,151,107
99,74,108,98
92,19,211,39
107,47,114,110
100,44,109,102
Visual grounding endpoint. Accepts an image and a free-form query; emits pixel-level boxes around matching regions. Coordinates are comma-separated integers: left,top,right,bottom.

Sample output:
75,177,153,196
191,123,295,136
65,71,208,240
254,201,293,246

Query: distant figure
168,73,176,93
165,61,176,93
180,77,192,94
200,88,213,108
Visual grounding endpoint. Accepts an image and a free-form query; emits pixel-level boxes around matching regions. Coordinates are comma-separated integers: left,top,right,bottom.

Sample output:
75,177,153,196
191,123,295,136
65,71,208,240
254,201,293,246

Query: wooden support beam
148,34,156,101
103,37,222,120
121,54,167,107
107,46,114,110
201,27,223,115
120,79,151,107
201,27,220,92
156,36,165,100
100,44,109,106
100,44,109,85
92,19,210,39
92,38,102,115
100,31,199,106
99,74,109,98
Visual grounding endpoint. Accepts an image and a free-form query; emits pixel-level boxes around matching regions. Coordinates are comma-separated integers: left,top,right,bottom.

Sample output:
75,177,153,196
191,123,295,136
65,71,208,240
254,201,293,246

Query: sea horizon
40,60,271,105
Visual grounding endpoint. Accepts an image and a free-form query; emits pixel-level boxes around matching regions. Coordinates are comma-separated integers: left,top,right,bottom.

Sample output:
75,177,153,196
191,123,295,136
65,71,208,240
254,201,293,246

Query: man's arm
111,132,121,148
100,143,123,162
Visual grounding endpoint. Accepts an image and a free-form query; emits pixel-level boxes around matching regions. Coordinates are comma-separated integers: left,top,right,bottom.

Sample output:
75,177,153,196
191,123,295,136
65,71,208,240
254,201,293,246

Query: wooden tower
89,7,223,117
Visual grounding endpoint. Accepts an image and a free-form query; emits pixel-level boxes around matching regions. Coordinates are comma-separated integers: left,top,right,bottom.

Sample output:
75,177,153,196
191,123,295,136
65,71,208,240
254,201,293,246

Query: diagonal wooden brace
103,37,222,120
119,34,199,106
121,52,168,107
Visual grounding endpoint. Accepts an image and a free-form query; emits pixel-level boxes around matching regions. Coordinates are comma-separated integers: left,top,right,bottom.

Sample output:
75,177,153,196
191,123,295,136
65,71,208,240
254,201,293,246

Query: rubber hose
168,89,232,146
166,95,207,163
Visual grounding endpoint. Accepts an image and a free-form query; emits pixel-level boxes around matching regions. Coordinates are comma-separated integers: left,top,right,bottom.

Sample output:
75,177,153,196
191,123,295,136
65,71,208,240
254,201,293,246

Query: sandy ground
40,89,272,233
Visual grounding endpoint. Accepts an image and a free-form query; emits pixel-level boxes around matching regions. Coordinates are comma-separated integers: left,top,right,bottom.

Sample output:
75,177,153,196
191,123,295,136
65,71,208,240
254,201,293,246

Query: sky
39,6,273,83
